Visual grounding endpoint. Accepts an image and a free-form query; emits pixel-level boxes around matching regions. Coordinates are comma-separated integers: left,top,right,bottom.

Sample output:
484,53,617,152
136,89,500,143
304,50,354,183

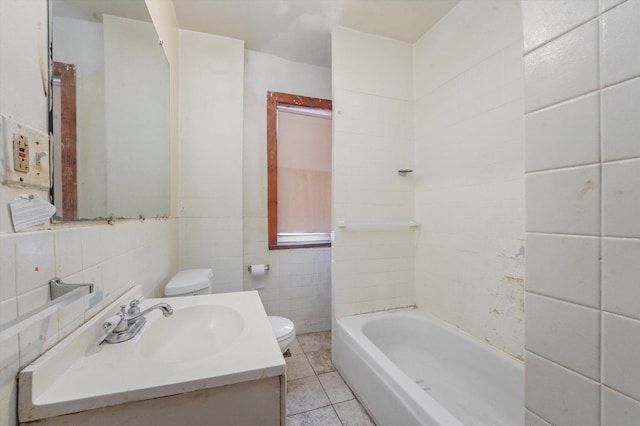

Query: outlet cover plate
0,115,50,190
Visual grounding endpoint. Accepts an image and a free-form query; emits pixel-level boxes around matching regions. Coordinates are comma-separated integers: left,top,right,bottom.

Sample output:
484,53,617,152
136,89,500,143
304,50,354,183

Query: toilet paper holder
248,264,270,273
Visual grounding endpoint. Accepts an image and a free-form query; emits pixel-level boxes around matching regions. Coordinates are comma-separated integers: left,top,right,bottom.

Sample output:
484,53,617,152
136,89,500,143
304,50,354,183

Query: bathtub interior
338,310,524,426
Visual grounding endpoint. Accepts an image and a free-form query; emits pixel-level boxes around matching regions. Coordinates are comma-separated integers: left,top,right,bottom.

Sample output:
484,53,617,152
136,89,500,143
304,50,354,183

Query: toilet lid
269,316,295,341
165,269,213,296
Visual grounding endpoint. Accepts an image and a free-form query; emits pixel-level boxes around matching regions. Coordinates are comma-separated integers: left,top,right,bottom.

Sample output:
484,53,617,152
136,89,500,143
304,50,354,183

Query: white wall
522,0,640,424
243,50,332,333
414,0,525,360
332,27,416,318
0,1,180,425
178,30,244,293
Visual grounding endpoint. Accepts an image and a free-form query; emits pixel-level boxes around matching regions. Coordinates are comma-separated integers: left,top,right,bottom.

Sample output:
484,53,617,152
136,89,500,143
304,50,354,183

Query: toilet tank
164,269,213,297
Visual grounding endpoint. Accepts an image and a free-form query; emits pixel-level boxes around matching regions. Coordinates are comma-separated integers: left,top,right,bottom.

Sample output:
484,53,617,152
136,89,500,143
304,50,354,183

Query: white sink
139,304,245,363
18,288,284,423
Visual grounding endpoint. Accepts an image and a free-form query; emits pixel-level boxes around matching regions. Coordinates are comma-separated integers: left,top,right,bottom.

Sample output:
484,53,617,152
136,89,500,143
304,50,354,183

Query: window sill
269,241,331,250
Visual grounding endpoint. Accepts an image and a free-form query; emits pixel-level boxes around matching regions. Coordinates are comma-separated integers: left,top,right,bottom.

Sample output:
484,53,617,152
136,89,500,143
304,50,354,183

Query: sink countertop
18,288,285,422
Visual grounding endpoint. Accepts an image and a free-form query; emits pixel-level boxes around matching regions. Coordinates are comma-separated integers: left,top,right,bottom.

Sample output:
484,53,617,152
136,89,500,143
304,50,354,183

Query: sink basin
139,305,245,363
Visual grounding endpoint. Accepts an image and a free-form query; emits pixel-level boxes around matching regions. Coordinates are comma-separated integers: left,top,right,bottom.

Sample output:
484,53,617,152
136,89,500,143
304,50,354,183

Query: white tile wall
178,30,245,292
521,0,599,53
602,313,640,400
600,0,628,13
525,351,600,426
0,219,178,426
332,27,415,318
54,229,83,277
242,50,332,334
602,237,640,320
525,93,600,172
0,235,16,301
524,409,552,426
602,77,640,161
412,0,525,359
414,0,521,99
245,245,332,333
602,386,640,425
525,293,600,379
332,27,413,101
600,0,640,86
525,234,600,307
14,232,55,295
526,165,600,235
523,1,640,423
524,20,599,113
602,159,640,237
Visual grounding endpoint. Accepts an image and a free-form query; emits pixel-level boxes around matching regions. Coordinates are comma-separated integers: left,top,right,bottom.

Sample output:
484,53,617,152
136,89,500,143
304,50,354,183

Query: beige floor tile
334,399,375,426
289,338,304,356
298,331,331,353
286,406,342,426
287,376,331,416
307,349,335,374
286,353,316,381
318,371,354,404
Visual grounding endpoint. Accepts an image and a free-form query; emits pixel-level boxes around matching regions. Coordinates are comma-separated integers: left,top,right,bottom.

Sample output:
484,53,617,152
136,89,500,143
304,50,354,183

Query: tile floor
286,331,376,426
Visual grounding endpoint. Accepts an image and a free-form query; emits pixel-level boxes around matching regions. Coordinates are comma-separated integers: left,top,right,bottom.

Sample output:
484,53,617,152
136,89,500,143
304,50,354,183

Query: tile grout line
307,344,347,426
287,332,368,425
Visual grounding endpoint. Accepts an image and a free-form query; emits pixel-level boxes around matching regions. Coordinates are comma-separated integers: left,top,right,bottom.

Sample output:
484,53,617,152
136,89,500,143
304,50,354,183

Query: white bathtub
334,309,523,426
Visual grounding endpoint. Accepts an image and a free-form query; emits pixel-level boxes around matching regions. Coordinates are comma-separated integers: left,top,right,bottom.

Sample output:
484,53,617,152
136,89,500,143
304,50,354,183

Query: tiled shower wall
332,27,416,318
522,0,640,424
413,0,525,360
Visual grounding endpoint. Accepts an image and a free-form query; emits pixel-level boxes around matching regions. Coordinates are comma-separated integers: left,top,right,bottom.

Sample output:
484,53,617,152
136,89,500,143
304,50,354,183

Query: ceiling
53,0,152,23
172,0,461,67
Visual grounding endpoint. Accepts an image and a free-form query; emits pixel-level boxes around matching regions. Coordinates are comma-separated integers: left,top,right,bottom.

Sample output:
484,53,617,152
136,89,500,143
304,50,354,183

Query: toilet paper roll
250,264,266,276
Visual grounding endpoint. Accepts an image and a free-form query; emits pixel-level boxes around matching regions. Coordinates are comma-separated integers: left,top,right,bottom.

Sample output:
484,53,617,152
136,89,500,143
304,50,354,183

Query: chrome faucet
127,303,173,321
98,297,173,345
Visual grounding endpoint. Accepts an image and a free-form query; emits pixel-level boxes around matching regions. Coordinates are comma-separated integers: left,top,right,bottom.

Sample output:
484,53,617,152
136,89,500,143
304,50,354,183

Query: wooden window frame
267,91,332,250
52,61,78,219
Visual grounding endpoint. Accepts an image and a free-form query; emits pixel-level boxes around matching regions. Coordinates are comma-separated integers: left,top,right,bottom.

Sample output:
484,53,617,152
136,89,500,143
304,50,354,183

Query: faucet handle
128,296,144,314
96,314,124,345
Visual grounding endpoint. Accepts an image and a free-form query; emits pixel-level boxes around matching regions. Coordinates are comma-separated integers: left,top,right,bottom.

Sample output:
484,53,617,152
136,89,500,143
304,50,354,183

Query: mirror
50,0,170,221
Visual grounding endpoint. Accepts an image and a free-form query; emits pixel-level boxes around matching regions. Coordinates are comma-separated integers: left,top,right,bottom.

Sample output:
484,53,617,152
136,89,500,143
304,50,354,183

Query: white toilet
164,268,296,354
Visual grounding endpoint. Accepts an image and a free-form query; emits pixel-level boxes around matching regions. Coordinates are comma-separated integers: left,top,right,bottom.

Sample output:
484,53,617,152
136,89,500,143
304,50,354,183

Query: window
267,92,332,250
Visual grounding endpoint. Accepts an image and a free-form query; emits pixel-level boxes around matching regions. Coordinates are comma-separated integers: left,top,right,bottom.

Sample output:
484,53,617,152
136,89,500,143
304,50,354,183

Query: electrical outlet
1,114,50,189
14,133,30,173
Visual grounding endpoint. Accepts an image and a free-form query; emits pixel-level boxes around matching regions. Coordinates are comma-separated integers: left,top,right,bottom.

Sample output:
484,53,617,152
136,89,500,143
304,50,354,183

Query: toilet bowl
164,269,296,354
269,316,296,353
